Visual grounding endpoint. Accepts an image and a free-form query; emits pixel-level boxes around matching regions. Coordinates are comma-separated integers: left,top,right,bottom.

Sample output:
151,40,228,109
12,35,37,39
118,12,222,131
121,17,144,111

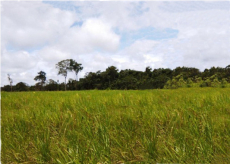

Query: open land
1,88,230,163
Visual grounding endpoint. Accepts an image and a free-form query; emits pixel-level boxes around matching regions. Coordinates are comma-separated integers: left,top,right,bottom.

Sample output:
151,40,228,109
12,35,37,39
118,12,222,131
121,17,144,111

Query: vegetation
55,59,83,91
7,74,13,92
34,71,47,91
2,64,230,91
1,88,230,163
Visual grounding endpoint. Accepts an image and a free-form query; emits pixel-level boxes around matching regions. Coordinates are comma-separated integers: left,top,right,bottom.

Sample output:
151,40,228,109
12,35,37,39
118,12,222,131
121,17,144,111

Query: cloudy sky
1,1,230,86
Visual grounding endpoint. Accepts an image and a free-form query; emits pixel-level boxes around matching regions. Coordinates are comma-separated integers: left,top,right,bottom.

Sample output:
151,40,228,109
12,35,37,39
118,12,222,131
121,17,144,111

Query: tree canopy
2,63,230,92
56,59,83,91
34,71,46,84
69,59,83,81
34,71,46,90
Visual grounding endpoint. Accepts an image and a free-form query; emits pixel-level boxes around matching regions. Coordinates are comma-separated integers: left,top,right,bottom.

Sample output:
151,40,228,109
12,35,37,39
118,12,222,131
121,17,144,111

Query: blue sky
117,27,179,49
1,1,230,86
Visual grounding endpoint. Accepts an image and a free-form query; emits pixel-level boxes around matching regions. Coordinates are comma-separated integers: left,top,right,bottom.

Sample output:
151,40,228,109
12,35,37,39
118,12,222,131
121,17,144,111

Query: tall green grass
1,88,230,163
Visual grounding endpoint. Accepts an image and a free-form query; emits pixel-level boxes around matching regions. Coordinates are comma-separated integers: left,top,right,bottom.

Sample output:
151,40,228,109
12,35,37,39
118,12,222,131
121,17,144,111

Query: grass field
1,88,230,163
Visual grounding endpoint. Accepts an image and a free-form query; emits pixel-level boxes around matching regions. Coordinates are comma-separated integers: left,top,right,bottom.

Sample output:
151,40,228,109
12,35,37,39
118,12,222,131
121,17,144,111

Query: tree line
2,59,230,91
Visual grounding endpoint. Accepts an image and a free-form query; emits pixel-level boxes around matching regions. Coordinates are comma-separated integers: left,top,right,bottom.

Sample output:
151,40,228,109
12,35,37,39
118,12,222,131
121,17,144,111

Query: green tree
225,65,230,81
186,78,194,87
45,79,58,91
67,78,78,90
200,78,211,87
69,59,83,81
221,78,228,88
176,74,186,87
1,85,12,92
163,74,185,89
56,59,83,91
104,66,119,87
15,82,28,91
209,74,220,87
56,60,71,91
145,66,152,78
164,80,172,89
7,74,13,92
34,71,46,90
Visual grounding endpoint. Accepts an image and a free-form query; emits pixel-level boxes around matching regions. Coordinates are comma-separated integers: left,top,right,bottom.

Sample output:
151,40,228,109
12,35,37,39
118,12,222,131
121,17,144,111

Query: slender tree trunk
10,84,12,92
41,81,45,91
41,82,43,91
75,73,78,90
65,76,67,91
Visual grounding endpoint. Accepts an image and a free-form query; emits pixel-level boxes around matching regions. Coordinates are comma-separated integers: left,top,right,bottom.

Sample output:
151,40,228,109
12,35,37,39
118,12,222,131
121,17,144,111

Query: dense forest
2,61,230,91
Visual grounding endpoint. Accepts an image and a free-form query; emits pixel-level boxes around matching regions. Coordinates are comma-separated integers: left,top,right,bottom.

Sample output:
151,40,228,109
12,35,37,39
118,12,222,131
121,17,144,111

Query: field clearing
1,88,230,163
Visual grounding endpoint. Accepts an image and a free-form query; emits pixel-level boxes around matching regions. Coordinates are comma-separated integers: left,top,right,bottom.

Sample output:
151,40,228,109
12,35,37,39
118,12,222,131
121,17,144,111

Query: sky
1,1,230,86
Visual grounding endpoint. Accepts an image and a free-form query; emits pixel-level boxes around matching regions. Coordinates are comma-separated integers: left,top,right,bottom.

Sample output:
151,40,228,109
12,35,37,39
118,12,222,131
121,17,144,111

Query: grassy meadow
1,88,230,163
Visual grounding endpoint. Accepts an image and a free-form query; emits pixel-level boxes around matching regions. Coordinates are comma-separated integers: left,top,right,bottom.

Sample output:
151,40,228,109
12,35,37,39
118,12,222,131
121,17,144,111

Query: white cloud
80,18,120,52
1,49,38,73
1,49,38,86
1,1,230,86
178,30,230,70
2,1,76,49
37,46,72,62
55,18,120,54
